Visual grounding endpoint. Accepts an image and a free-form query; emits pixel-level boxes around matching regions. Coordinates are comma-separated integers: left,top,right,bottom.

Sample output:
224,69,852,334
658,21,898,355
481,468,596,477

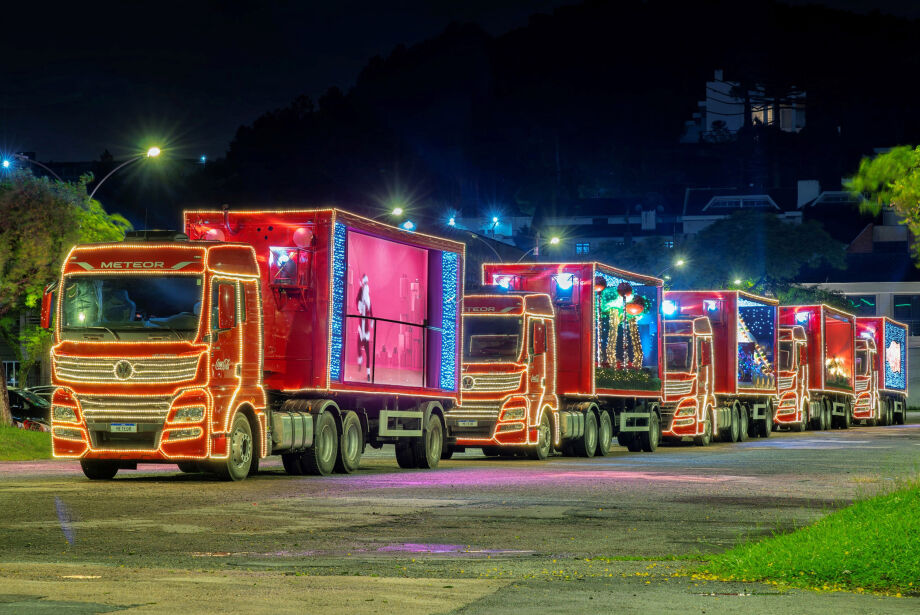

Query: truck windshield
855,349,869,376
463,315,523,362
59,275,204,341
665,338,692,372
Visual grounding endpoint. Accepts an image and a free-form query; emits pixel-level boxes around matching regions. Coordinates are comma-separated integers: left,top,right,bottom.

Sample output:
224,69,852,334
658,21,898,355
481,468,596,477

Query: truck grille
446,403,502,419
77,394,173,422
446,404,500,438
54,355,199,384
461,373,522,392
855,379,869,392
664,379,693,397
777,376,794,391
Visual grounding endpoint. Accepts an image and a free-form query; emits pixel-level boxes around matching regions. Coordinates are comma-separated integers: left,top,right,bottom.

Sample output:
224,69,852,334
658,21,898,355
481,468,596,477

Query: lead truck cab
447,292,558,459
43,234,267,480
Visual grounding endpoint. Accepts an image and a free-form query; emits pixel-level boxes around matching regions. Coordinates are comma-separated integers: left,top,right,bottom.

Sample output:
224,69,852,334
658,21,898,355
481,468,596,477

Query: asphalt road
1,416,919,614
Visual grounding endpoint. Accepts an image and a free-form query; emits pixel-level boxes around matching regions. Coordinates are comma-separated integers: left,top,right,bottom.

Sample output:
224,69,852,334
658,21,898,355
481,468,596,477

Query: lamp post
656,258,686,279
371,206,404,221
516,235,561,262
87,147,161,201
12,154,64,182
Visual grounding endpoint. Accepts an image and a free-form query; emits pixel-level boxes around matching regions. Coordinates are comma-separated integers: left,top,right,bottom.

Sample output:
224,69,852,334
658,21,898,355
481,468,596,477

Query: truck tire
413,414,444,469
573,410,597,458
822,400,832,431
301,411,338,476
757,404,773,438
596,411,613,457
334,411,363,474
693,410,712,446
877,400,889,427
895,400,906,425
720,405,739,442
528,411,553,460
440,446,455,460
282,453,304,475
396,441,417,468
638,411,660,452
214,412,254,481
177,462,200,473
736,406,749,442
80,459,119,480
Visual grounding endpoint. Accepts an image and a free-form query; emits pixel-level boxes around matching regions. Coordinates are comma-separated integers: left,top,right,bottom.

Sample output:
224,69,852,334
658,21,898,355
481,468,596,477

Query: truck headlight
52,427,83,441
172,406,205,423
52,405,78,422
500,407,526,421
167,427,202,441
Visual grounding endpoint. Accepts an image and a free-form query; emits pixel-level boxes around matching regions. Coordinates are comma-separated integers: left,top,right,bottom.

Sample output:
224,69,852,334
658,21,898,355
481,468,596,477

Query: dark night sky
2,0,917,163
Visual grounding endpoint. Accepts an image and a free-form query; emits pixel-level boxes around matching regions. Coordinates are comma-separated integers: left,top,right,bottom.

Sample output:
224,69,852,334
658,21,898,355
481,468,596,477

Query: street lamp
516,235,561,262
87,147,161,201
371,207,405,221
656,258,687,279
1,160,9,169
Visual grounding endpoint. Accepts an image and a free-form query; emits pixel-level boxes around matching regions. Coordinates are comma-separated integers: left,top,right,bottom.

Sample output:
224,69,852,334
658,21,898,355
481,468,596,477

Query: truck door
209,280,242,433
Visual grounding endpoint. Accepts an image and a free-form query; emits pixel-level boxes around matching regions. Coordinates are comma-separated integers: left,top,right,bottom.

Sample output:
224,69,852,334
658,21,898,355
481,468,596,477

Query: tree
678,211,845,294
846,145,920,262
0,171,131,426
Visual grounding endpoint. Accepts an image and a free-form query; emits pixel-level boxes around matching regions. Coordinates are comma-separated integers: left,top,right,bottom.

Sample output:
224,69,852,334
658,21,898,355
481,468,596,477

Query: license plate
110,423,137,433
458,420,478,427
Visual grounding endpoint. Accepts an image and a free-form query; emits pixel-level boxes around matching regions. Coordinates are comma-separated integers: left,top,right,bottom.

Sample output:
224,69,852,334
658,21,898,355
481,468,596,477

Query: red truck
855,317,909,425
774,324,809,431
662,291,778,443
445,262,668,457
42,209,464,480
779,305,856,429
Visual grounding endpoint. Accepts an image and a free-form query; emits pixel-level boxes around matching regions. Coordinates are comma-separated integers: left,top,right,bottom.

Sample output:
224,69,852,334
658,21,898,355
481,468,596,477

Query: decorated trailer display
662,291,779,442
444,262,665,456
855,317,909,425
779,305,856,429
42,209,464,480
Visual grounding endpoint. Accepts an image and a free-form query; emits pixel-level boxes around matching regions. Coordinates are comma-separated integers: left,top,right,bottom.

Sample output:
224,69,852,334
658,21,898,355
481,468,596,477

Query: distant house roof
683,187,799,216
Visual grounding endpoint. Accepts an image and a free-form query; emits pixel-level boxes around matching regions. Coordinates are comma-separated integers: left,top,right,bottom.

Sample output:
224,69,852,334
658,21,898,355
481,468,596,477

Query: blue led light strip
329,222,347,382
440,251,459,390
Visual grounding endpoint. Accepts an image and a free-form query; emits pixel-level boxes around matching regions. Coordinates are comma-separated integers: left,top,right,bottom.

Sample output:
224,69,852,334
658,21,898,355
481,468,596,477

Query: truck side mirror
40,282,57,330
216,283,237,330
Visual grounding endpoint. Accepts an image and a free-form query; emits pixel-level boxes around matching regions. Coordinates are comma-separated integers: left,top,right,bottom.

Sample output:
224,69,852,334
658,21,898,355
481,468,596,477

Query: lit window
664,240,674,249
575,242,590,255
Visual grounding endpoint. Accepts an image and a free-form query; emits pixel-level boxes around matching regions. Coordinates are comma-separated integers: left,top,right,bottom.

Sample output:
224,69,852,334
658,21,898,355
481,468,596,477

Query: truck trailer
662,291,779,442
43,209,464,480
779,305,856,429
444,262,665,456
855,317,909,425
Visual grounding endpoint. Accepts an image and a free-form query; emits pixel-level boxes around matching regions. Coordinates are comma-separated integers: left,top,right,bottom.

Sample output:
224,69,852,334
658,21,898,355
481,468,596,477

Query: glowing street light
733,278,742,285
392,206,404,216
1,160,9,169
549,236,560,245
87,146,162,201
448,217,456,226
657,258,687,279
401,219,416,231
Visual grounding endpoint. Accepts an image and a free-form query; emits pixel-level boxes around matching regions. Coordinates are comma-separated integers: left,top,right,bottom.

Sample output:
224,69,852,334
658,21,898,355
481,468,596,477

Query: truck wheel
529,412,553,460
440,446,455,460
693,411,712,446
895,401,906,425
333,411,363,474
396,441,417,468
639,411,660,452
301,411,338,476
736,406,748,442
413,414,444,469
281,453,304,475
758,405,773,438
822,401,832,431
720,406,739,442
573,411,597,457
80,459,119,480
177,462,200,473
214,412,254,481
596,411,612,457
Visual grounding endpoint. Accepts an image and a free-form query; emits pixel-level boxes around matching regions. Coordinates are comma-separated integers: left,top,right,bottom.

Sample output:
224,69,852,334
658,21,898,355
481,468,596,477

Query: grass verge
698,481,920,596
0,425,52,461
